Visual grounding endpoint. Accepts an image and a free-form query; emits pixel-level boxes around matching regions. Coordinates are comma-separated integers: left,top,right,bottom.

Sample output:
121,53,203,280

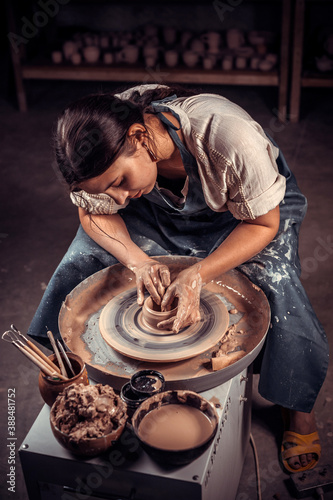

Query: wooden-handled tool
46,330,68,377
2,329,69,381
10,324,61,374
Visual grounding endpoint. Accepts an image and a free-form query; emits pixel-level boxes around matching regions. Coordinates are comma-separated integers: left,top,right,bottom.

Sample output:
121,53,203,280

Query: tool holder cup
38,352,89,406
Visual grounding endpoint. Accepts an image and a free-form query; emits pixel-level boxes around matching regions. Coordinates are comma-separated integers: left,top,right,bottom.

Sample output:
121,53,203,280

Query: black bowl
130,369,165,398
132,390,218,466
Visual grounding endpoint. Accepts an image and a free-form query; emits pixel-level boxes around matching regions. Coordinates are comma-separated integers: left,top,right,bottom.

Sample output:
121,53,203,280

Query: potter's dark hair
54,84,196,190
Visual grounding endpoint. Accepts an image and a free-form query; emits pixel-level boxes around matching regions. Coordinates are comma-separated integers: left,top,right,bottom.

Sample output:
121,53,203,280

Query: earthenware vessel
120,44,139,64
83,46,100,63
183,50,199,68
38,352,89,406
203,54,216,70
201,31,221,54
165,49,179,67
52,51,62,64
163,27,177,45
226,29,244,49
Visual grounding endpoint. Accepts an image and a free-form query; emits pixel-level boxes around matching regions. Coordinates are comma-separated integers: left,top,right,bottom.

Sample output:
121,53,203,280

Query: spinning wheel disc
99,288,229,362
59,256,270,391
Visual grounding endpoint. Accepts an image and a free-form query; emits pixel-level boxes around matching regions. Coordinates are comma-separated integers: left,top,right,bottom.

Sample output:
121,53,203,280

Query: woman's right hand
129,260,171,306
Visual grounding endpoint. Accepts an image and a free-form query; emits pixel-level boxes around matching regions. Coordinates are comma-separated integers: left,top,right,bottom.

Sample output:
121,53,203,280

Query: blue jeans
28,150,329,412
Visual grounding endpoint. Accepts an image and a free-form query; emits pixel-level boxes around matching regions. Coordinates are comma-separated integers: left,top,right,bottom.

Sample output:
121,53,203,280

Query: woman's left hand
158,265,203,333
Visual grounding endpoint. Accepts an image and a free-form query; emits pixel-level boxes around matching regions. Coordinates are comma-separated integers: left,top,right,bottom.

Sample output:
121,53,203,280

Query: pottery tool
46,330,68,377
57,340,76,377
10,324,61,374
1,330,68,381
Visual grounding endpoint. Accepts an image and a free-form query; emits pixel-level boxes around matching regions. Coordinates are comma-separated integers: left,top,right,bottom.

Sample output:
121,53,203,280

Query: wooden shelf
21,63,280,86
289,0,333,122
6,0,291,119
302,72,333,88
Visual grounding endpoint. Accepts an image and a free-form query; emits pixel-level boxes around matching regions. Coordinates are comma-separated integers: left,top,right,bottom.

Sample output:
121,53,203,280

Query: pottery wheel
99,288,229,363
59,256,271,392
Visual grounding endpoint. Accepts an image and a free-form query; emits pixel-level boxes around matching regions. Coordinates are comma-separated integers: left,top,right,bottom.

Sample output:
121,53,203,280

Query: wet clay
141,296,178,332
138,404,215,450
50,383,127,443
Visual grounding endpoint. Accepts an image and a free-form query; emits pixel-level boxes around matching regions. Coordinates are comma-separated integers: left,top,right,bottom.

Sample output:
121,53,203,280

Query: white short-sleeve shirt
70,86,286,220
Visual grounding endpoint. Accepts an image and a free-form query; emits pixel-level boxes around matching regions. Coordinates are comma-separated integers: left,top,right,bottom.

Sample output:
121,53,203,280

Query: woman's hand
129,260,171,306
158,265,203,333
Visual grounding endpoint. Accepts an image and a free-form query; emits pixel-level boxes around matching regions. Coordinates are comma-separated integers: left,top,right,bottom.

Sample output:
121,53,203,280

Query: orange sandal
281,430,321,473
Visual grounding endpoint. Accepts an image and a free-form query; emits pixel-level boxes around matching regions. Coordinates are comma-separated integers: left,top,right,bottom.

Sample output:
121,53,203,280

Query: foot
282,408,320,471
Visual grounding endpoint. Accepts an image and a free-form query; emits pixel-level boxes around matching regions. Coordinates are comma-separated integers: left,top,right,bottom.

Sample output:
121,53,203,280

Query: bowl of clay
132,390,218,465
50,383,128,456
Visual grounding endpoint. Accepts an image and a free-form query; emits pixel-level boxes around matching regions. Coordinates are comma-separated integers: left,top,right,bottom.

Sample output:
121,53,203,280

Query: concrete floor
0,78,332,500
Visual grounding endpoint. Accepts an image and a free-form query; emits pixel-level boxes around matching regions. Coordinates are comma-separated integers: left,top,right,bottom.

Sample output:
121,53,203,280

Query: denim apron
28,97,328,412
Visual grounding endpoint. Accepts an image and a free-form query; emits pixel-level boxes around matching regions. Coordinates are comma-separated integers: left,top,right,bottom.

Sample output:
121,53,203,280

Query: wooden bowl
50,385,128,457
50,414,127,457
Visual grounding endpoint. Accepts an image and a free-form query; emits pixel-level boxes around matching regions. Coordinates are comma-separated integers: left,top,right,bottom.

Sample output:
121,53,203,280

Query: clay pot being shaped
141,296,178,332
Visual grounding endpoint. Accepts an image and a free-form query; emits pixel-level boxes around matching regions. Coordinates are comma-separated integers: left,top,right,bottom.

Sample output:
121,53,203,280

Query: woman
29,84,328,472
